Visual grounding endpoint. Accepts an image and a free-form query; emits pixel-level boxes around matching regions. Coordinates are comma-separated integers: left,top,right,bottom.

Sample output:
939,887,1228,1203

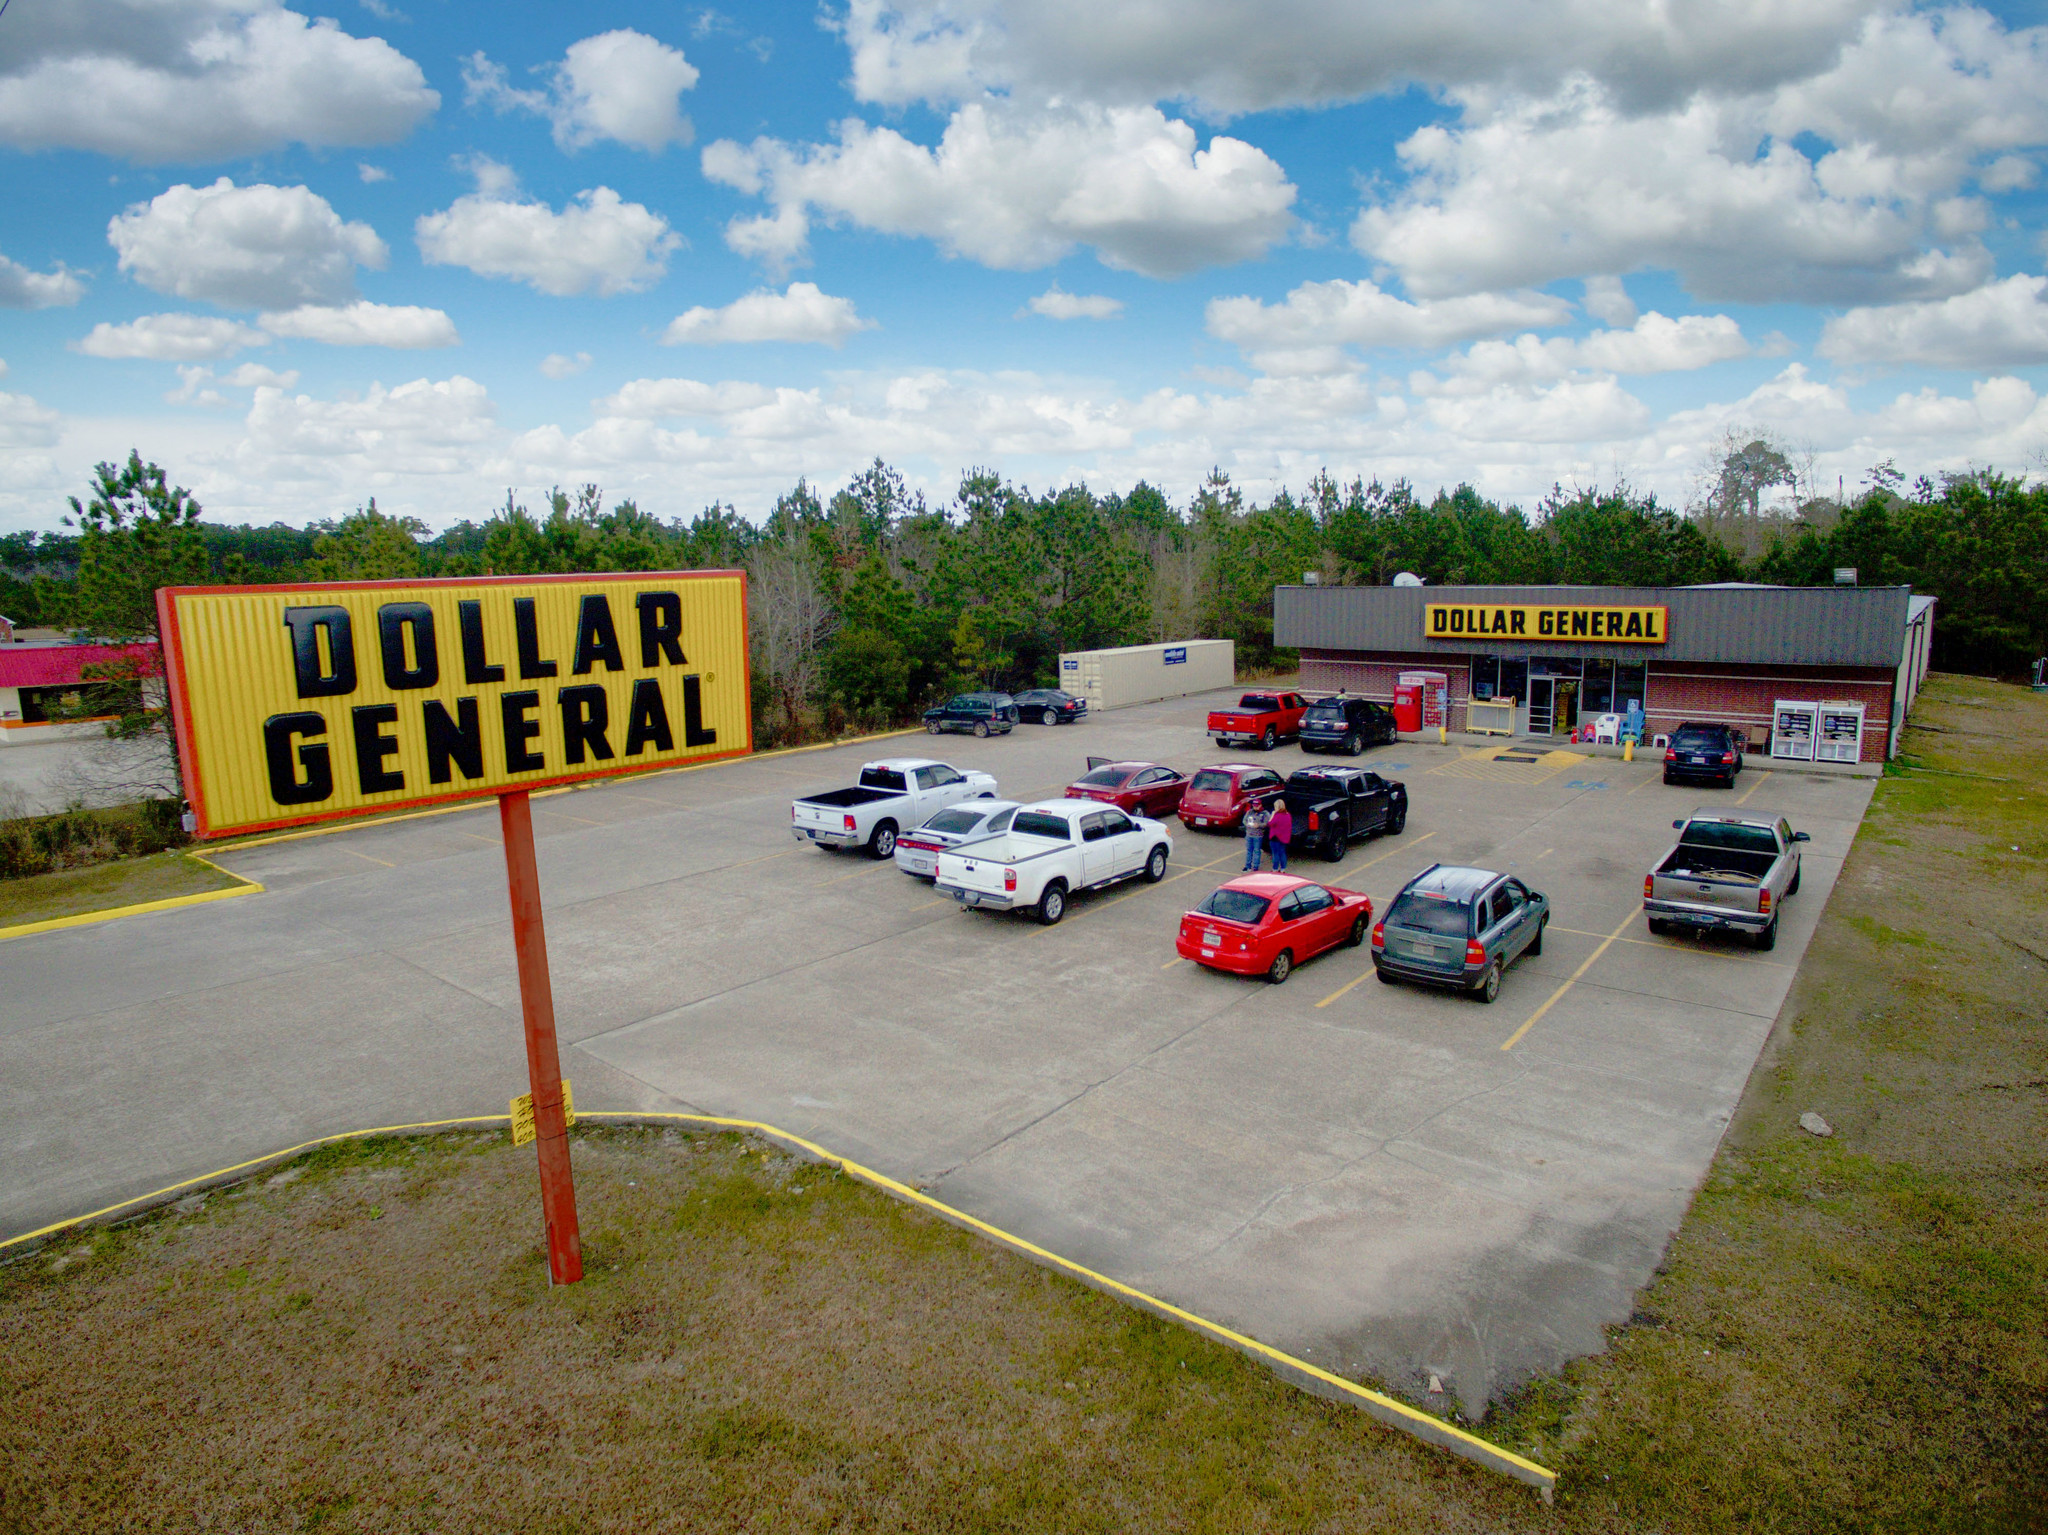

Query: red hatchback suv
1177,763,1287,832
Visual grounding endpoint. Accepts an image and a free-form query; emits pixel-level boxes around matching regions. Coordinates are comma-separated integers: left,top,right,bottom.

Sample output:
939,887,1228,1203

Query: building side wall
1300,648,1474,731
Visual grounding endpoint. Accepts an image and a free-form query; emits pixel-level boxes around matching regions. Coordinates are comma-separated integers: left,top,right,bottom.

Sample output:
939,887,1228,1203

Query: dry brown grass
2,1129,1580,1535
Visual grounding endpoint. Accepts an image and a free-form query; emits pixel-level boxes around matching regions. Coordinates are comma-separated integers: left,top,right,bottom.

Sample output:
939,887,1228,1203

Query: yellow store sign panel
1424,602,1670,645
159,572,749,838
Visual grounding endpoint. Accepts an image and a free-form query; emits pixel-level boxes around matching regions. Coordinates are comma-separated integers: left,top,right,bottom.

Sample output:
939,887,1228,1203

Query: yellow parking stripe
1500,909,1636,1051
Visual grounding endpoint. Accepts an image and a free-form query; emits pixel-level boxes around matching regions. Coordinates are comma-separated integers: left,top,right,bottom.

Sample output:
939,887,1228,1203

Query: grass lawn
0,849,247,930
1495,672,2048,1530
1,673,2040,1532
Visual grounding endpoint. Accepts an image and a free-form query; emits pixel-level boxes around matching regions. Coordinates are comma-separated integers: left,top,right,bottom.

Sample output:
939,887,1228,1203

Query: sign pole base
499,789,583,1286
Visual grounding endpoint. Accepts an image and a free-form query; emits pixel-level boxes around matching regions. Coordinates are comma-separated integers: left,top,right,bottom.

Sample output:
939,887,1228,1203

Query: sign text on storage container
159,571,749,838
1424,603,1669,644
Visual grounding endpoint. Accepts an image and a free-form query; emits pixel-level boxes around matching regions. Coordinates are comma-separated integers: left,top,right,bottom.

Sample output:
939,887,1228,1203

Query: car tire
1473,959,1502,1003
869,823,897,859
1788,865,1802,896
1036,881,1067,926
926,721,942,734
1753,917,1778,952
1388,809,1406,835
1528,917,1545,957
1323,834,1345,863
1143,845,1169,882
1662,772,1675,785
1043,708,1059,726
1345,733,1363,755
1375,966,1398,985
973,720,989,738
1346,916,1367,948
1267,949,1293,985
1262,726,1277,751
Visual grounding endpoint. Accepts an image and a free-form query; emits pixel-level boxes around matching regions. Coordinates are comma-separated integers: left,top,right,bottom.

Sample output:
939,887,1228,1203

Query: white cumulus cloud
0,0,437,162
1205,278,1573,373
244,375,498,476
663,284,875,346
109,180,388,310
1025,286,1122,320
415,161,680,297
465,30,699,153
1819,273,2048,367
1415,312,1751,396
0,253,86,309
703,100,1295,278
259,301,460,348
75,313,270,361
833,0,1882,116
540,352,593,378
0,390,62,449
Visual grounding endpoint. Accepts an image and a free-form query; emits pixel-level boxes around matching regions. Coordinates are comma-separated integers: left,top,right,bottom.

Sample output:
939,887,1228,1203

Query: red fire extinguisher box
1395,670,1448,732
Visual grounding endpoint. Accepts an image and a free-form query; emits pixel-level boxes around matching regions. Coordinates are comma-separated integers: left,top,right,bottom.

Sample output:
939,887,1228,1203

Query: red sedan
1178,763,1286,832
1176,874,1373,984
1066,759,1190,819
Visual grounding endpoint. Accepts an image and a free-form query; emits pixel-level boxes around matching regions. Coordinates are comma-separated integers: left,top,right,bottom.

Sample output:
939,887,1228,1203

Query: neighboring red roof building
0,642,157,689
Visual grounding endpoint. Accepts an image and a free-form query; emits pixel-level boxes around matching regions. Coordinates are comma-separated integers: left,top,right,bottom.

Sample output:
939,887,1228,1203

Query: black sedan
1013,688,1088,725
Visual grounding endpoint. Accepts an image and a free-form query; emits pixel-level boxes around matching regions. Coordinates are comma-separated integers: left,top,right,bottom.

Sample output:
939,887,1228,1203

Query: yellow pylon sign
510,1080,574,1146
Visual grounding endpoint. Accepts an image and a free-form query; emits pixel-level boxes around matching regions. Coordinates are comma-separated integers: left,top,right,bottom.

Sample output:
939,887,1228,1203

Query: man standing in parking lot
1243,800,1270,870
1267,801,1293,871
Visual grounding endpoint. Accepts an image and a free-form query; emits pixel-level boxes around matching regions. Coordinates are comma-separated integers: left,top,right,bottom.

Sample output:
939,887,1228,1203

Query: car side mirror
1792,831,1810,842
1673,819,1685,829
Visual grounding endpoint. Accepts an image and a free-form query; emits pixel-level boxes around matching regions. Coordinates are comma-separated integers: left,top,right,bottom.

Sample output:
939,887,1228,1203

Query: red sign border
158,568,752,841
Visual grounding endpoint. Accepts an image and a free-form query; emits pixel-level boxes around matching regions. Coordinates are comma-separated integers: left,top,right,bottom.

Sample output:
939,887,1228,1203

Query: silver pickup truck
1644,809,1810,950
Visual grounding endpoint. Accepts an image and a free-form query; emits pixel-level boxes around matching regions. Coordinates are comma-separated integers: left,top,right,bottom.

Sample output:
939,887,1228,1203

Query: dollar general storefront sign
1424,603,1670,644
160,571,749,838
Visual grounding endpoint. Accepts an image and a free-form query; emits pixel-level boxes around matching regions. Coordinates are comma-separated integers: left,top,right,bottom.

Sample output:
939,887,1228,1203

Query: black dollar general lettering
261,590,719,808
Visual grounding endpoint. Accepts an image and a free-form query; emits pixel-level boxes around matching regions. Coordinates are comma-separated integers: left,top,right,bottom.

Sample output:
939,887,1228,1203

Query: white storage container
1057,639,1235,711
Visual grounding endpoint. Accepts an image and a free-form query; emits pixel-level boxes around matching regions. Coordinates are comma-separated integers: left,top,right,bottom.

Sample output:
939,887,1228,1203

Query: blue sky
4,0,2048,532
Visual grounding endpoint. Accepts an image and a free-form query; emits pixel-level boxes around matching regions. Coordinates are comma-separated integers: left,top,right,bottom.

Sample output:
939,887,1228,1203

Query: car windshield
1679,819,1780,855
1285,769,1345,791
1305,705,1345,720
922,808,987,834
1672,730,1725,750
1188,770,1235,793
1077,767,1135,787
858,767,907,791
1388,892,1473,938
1196,888,1270,924
1012,810,1072,840
1237,696,1279,713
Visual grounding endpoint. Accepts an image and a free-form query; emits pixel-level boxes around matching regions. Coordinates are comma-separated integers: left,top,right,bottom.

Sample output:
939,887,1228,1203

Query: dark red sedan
1066,759,1190,819
1178,763,1286,832
1176,874,1372,984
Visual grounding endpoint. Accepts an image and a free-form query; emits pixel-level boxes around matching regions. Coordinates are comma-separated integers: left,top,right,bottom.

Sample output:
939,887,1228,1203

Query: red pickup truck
1208,691,1308,751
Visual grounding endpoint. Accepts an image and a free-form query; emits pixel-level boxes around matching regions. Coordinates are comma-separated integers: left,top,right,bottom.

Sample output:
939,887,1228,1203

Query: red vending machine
1394,670,1448,733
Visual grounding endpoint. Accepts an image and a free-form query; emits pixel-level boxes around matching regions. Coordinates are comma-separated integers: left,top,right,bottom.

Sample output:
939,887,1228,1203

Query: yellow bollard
1438,724,1448,745
1624,738,1634,762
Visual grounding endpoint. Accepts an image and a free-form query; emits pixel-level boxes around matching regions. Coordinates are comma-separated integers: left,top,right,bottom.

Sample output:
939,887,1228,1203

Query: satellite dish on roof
1392,572,1424,587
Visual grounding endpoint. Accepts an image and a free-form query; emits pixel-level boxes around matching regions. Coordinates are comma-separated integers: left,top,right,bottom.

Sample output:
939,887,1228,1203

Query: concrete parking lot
0,683,1875,1408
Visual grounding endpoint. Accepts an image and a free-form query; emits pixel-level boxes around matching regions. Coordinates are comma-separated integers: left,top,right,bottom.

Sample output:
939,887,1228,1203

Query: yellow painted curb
2,1108,1557,1498
0,854,263,944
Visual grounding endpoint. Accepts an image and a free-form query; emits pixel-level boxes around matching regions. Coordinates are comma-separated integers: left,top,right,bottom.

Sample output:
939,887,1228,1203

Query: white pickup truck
791,758,999,859
934,799,1173,924
1644,808,1809,950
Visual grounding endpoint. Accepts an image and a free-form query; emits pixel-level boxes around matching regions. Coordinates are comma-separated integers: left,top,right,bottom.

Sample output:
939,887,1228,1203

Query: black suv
1662,721,1745,787
1299,695,1398,755
923,692,1017,737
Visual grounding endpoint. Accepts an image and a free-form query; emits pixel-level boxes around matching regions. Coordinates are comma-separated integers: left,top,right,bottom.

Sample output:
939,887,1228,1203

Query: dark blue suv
1372,863,1549,1003
923,692,1017,737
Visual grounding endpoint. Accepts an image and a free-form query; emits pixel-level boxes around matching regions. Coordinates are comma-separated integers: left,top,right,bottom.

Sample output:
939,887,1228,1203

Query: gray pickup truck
1644,809,1810,950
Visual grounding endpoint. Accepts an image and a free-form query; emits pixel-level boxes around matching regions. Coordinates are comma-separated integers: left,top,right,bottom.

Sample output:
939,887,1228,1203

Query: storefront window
1499,658,1528,703
1471,656,1500,699
1614,663,1647,713
1582,658,1614,713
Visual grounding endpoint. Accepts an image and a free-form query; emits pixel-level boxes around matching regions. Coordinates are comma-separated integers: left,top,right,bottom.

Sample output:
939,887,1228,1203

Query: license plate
1202,930,1220,947
1191,816,1208,826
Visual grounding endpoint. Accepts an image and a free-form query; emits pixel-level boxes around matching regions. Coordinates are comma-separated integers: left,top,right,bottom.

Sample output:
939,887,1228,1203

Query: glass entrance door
1527,676,1555,736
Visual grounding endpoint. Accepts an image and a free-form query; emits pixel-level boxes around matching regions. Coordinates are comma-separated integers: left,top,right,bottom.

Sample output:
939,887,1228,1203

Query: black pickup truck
1280,765,1409,863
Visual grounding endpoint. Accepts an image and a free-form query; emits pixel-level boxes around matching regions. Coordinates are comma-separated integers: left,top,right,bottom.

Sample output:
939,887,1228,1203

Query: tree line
9,449,2044,760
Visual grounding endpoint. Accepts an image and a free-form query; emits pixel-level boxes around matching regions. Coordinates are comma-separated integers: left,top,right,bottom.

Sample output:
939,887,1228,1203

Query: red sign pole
499,788,583,1285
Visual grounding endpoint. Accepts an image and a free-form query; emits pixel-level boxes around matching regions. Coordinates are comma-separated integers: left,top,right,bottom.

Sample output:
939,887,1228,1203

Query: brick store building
1273,582,1935,764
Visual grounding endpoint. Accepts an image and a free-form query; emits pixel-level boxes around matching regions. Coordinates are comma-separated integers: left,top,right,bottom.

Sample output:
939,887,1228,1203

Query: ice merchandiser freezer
1771,700,1817,761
